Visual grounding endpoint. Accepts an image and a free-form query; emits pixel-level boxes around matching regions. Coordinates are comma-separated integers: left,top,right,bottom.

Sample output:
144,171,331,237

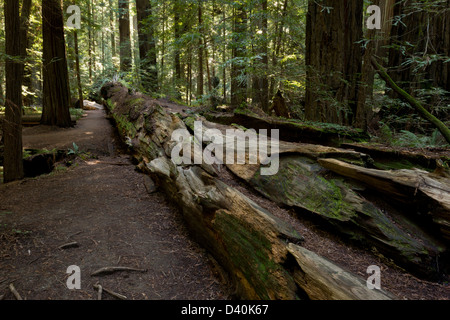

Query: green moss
373,159,430,171
115,114,137,138
126,97,145,106
253,156,355,221
214,210,293,299
105,99,115,111
183,116,197,131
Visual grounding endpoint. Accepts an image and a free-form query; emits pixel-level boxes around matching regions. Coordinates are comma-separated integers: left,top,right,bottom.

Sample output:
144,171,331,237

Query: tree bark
305,0,363,126
197,4,204,98
74,30,83,110
41,0,72,127
119,0,132,73
252,0,269,112
173,0,182,99
230,4,247,108
3,0,25,182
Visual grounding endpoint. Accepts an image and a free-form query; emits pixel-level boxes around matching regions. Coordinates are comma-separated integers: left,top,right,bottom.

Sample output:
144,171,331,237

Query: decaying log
101,82,396,300
183,115,447,279
318,158,450,243
201,107,370,147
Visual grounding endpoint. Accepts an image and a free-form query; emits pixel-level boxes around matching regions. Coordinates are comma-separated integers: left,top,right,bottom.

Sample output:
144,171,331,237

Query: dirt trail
0,105,229,300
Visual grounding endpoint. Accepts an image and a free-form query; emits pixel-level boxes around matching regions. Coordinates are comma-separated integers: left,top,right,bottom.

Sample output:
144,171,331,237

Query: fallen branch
91,266,147,277
93,283,127,300
9,283,23,300
94,283,103,300
58,242,80,250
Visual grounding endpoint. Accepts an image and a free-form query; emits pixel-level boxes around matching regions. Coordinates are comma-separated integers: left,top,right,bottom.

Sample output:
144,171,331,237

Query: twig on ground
91,266,147,277
93,283,127,300
58,242,80,250
9,283,23,300
93,283,103,300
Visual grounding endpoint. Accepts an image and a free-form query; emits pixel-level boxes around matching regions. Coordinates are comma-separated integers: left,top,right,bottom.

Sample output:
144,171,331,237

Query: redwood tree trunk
197,4,204,98
3,0,25,182
41,0,72,127
305,0,363,126
74,30,83,109
119,0,132,73
230,4,248,108
252,0,269,112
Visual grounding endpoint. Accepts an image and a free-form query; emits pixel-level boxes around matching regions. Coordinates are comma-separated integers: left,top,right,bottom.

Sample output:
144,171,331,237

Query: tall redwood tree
3,0,32,182
41,0,72,127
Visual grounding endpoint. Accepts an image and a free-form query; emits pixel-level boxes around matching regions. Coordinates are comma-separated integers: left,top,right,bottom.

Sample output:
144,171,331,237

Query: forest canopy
0,0,449,182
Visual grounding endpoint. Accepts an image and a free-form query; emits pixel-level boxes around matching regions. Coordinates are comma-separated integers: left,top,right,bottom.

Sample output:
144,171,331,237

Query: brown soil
0,105,230,300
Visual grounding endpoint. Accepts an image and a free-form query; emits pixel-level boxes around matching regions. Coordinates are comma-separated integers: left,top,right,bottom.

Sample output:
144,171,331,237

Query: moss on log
101,82,395,300
182,116,448,280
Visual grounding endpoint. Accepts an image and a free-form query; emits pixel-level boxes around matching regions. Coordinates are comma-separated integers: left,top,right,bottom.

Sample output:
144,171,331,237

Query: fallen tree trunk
182,115,447,279
101,82,394,300
202,108,369,147
318,158,450,243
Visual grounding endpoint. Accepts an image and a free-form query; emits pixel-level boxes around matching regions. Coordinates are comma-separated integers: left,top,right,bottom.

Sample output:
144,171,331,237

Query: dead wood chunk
287,244,395,300
271,90,290,118
143,175,158,194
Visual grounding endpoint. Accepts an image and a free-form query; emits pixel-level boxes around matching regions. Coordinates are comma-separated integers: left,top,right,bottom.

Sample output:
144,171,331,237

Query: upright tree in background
197,1,204,98
136,0,158,92
305,0,364,126
251,0,269,112
3,0,32,182
4,0,23,182
388,0,449,104
41,0,72,127
74,29,83,109
119,0,132,73
173,0,182,98
230,2,248,108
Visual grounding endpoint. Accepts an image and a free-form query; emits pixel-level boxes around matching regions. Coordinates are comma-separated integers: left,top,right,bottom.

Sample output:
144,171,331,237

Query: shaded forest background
0,0,449,182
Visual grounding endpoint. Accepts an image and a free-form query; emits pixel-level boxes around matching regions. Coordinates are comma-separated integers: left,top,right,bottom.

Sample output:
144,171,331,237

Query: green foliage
68,142,80,155
374,122,447,148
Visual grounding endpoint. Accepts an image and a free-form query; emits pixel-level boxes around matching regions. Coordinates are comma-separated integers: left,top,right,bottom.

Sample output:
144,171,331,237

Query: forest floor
0,103,229,300
0,102,448,300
